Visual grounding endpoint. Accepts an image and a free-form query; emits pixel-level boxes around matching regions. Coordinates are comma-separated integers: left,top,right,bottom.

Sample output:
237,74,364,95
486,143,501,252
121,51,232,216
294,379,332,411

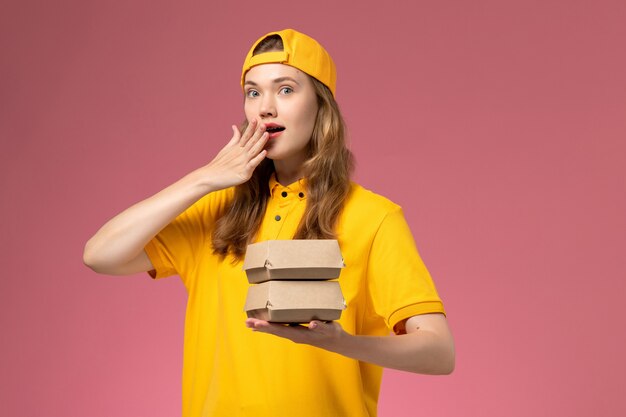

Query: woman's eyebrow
244,77,300,87
272,77,300,85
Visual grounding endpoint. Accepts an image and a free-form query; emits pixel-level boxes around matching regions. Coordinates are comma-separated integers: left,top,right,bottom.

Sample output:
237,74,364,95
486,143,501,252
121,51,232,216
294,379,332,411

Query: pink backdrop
2,1,625,416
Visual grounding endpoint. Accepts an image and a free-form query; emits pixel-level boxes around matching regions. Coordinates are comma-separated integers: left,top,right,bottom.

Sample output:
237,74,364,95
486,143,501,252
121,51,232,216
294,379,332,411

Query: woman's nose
259,96,276,118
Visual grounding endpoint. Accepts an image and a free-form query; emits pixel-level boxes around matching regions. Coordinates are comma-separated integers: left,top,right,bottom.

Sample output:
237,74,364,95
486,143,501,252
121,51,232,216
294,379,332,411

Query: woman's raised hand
83,119,269,275
196,119,269,192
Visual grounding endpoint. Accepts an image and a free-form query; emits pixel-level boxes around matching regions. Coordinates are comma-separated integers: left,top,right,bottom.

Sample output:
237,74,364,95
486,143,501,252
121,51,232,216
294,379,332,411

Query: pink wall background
2,0,625,416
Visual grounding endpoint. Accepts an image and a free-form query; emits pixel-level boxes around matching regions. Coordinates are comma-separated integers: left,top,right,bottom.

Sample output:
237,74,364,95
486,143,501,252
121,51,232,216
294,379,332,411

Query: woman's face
243,63,318,166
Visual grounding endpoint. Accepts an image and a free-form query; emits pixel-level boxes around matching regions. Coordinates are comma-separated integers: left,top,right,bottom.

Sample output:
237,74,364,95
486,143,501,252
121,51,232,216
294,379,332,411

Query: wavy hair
212,35,354,259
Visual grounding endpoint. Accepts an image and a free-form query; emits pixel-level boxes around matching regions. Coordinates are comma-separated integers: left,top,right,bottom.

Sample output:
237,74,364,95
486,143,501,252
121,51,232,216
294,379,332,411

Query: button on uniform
256,175,307,241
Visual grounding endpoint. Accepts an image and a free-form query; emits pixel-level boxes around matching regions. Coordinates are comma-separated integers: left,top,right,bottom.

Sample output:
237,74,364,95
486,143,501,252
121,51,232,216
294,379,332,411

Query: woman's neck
273,159,305,186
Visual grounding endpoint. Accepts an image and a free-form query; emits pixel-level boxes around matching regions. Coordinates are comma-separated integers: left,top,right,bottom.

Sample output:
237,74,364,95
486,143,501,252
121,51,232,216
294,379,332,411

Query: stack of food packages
243,240,346,323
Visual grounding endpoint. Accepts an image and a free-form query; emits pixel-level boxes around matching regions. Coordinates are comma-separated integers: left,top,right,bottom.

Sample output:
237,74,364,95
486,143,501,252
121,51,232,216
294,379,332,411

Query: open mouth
266,126,285,133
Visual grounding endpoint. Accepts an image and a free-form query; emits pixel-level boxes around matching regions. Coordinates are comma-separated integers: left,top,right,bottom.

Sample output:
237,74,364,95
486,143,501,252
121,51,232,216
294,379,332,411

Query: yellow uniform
145,175,445,417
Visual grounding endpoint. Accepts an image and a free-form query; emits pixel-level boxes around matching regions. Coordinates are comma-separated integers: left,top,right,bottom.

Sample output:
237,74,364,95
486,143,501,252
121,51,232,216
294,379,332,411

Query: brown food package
242,240,345,284
244,280,346,323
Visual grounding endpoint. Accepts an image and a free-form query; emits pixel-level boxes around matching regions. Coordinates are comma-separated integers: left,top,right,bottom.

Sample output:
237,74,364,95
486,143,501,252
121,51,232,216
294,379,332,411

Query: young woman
84,29,455,417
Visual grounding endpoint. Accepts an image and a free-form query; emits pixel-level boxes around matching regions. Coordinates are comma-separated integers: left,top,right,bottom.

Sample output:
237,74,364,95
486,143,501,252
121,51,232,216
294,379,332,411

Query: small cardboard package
242,239,345,284
244,280,346,323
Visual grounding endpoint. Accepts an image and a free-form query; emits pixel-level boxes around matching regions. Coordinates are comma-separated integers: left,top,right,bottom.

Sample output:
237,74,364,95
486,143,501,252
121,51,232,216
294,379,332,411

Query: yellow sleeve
144,188,233,283
366,207,446,330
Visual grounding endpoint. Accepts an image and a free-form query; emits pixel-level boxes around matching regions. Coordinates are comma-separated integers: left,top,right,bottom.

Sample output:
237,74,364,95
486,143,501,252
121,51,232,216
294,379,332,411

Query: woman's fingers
248,130,269,155
203,120,269,190
244,123,266,151
238,119,260,147
237,119,253,146
228,125,241,146
247,149,267,170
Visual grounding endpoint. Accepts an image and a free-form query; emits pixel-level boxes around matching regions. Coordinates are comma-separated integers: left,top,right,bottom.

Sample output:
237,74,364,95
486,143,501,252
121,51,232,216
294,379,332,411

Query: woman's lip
267,129,284,140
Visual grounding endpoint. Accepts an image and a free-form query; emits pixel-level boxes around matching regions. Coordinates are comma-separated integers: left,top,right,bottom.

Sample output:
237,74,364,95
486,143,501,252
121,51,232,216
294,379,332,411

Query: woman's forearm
246,314,455,375
83,121,270,275
330,327,455,375
83,171,215,275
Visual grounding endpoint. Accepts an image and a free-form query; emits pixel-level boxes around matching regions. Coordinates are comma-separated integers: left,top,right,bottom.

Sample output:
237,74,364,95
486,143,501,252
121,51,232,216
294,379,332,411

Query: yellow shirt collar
268,173,307,198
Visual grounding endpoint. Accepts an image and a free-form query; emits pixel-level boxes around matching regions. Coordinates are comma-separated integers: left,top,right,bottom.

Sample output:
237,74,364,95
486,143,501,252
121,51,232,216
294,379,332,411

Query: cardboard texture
245,280,346,323
243,239,345,284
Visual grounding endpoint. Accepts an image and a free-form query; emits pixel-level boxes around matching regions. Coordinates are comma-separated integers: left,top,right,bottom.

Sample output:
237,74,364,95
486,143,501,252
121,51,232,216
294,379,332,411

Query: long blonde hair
212,35,354,259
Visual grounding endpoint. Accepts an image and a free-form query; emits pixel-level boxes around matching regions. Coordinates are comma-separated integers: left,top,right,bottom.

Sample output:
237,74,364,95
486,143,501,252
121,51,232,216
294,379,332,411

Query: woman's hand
194,119,269,192
83,120,269,276
245,319,347,350
245,314,455,375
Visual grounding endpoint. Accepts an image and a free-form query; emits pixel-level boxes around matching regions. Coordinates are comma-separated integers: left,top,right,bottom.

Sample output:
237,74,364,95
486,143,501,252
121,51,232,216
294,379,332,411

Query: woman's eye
280,87,293,95
246,90,259,98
